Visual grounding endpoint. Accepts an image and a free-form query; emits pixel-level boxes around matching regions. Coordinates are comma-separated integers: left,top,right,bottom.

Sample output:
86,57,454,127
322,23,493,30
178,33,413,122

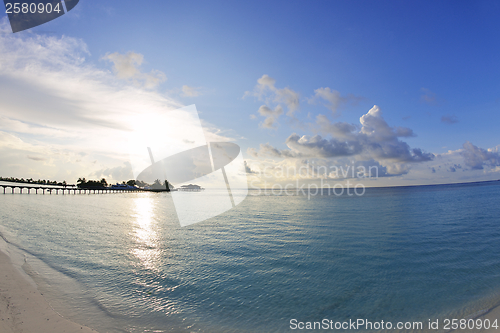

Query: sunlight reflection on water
131,196,161,272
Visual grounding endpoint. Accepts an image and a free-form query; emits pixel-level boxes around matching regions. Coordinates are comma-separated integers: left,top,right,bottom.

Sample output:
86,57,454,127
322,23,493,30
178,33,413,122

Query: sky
1,0,500,187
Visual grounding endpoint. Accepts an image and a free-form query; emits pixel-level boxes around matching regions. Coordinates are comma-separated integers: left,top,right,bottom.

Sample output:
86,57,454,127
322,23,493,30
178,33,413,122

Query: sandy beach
481,309,500,333
467,306,500,333
0,248,97,333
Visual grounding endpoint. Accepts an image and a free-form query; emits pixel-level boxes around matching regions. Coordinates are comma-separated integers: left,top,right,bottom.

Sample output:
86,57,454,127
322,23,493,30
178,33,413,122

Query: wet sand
0,249,98,333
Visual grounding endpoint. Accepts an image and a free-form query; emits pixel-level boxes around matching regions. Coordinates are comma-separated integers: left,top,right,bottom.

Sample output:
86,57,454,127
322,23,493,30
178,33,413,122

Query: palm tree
100,178,108,187
77,178,86,188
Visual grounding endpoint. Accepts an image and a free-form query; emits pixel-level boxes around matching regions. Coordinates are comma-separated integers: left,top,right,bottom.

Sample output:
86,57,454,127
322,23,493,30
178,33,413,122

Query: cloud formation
360,105,415,141
284,134,362,158
448,164,462,172
315,115,358,140
246,75,365,130
93,162,134,182
308,87,363,116
245,74,300,118
257,105,283,129
249,105,434,175
460,141,500,170
181,85,201,97
244,161,256,174
103,51,166,89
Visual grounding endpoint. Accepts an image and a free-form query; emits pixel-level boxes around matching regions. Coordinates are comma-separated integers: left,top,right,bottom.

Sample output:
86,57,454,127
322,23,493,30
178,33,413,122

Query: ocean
0,181,500,332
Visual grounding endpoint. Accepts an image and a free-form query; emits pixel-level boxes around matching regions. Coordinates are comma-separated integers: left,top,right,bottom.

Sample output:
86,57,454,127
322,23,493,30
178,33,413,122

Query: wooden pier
1,184,148,195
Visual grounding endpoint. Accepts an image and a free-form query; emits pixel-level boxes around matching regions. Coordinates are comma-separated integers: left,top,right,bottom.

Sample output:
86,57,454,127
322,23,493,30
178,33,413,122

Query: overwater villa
178,184,204,192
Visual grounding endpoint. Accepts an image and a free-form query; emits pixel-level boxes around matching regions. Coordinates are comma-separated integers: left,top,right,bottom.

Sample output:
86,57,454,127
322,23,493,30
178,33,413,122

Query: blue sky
1,0,500,186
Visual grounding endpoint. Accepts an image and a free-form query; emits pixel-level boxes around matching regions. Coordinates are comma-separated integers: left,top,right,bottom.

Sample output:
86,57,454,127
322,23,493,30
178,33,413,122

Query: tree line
0,176,68,186
77,178,172,191
76,178,147,188
1,176,172,191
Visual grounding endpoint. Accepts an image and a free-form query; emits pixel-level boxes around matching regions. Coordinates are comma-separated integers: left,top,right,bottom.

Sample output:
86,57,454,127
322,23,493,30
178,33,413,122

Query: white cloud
0,116,75,138
246,76,363,125
360,105,415,141
285,134,363,158
257,105,283,129
261,117,276,129
93,162,134,182
460,141,500,170
181,85,201,97
102,51,166,89
103,52,143,79
245,74,300,117
275,87,300,116
315,114,357,140
257,74,276,89
400,144,500,185
309,87,363,116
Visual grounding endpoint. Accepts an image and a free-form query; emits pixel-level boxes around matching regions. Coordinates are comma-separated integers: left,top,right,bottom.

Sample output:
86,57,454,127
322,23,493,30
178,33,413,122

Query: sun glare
131,196,161,271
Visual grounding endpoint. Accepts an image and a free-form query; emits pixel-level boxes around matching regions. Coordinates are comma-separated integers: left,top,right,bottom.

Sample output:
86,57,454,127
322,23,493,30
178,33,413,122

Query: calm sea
0,181,500,332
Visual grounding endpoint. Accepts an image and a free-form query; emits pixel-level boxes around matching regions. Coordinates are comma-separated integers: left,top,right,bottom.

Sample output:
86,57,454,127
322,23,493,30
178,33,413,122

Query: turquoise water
1,181,500,332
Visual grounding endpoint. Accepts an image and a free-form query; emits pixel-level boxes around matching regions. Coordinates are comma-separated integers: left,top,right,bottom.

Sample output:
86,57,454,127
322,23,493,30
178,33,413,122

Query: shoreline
2,236,500,333
0,245,98,333
468,305,500,333
0,245,499,333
